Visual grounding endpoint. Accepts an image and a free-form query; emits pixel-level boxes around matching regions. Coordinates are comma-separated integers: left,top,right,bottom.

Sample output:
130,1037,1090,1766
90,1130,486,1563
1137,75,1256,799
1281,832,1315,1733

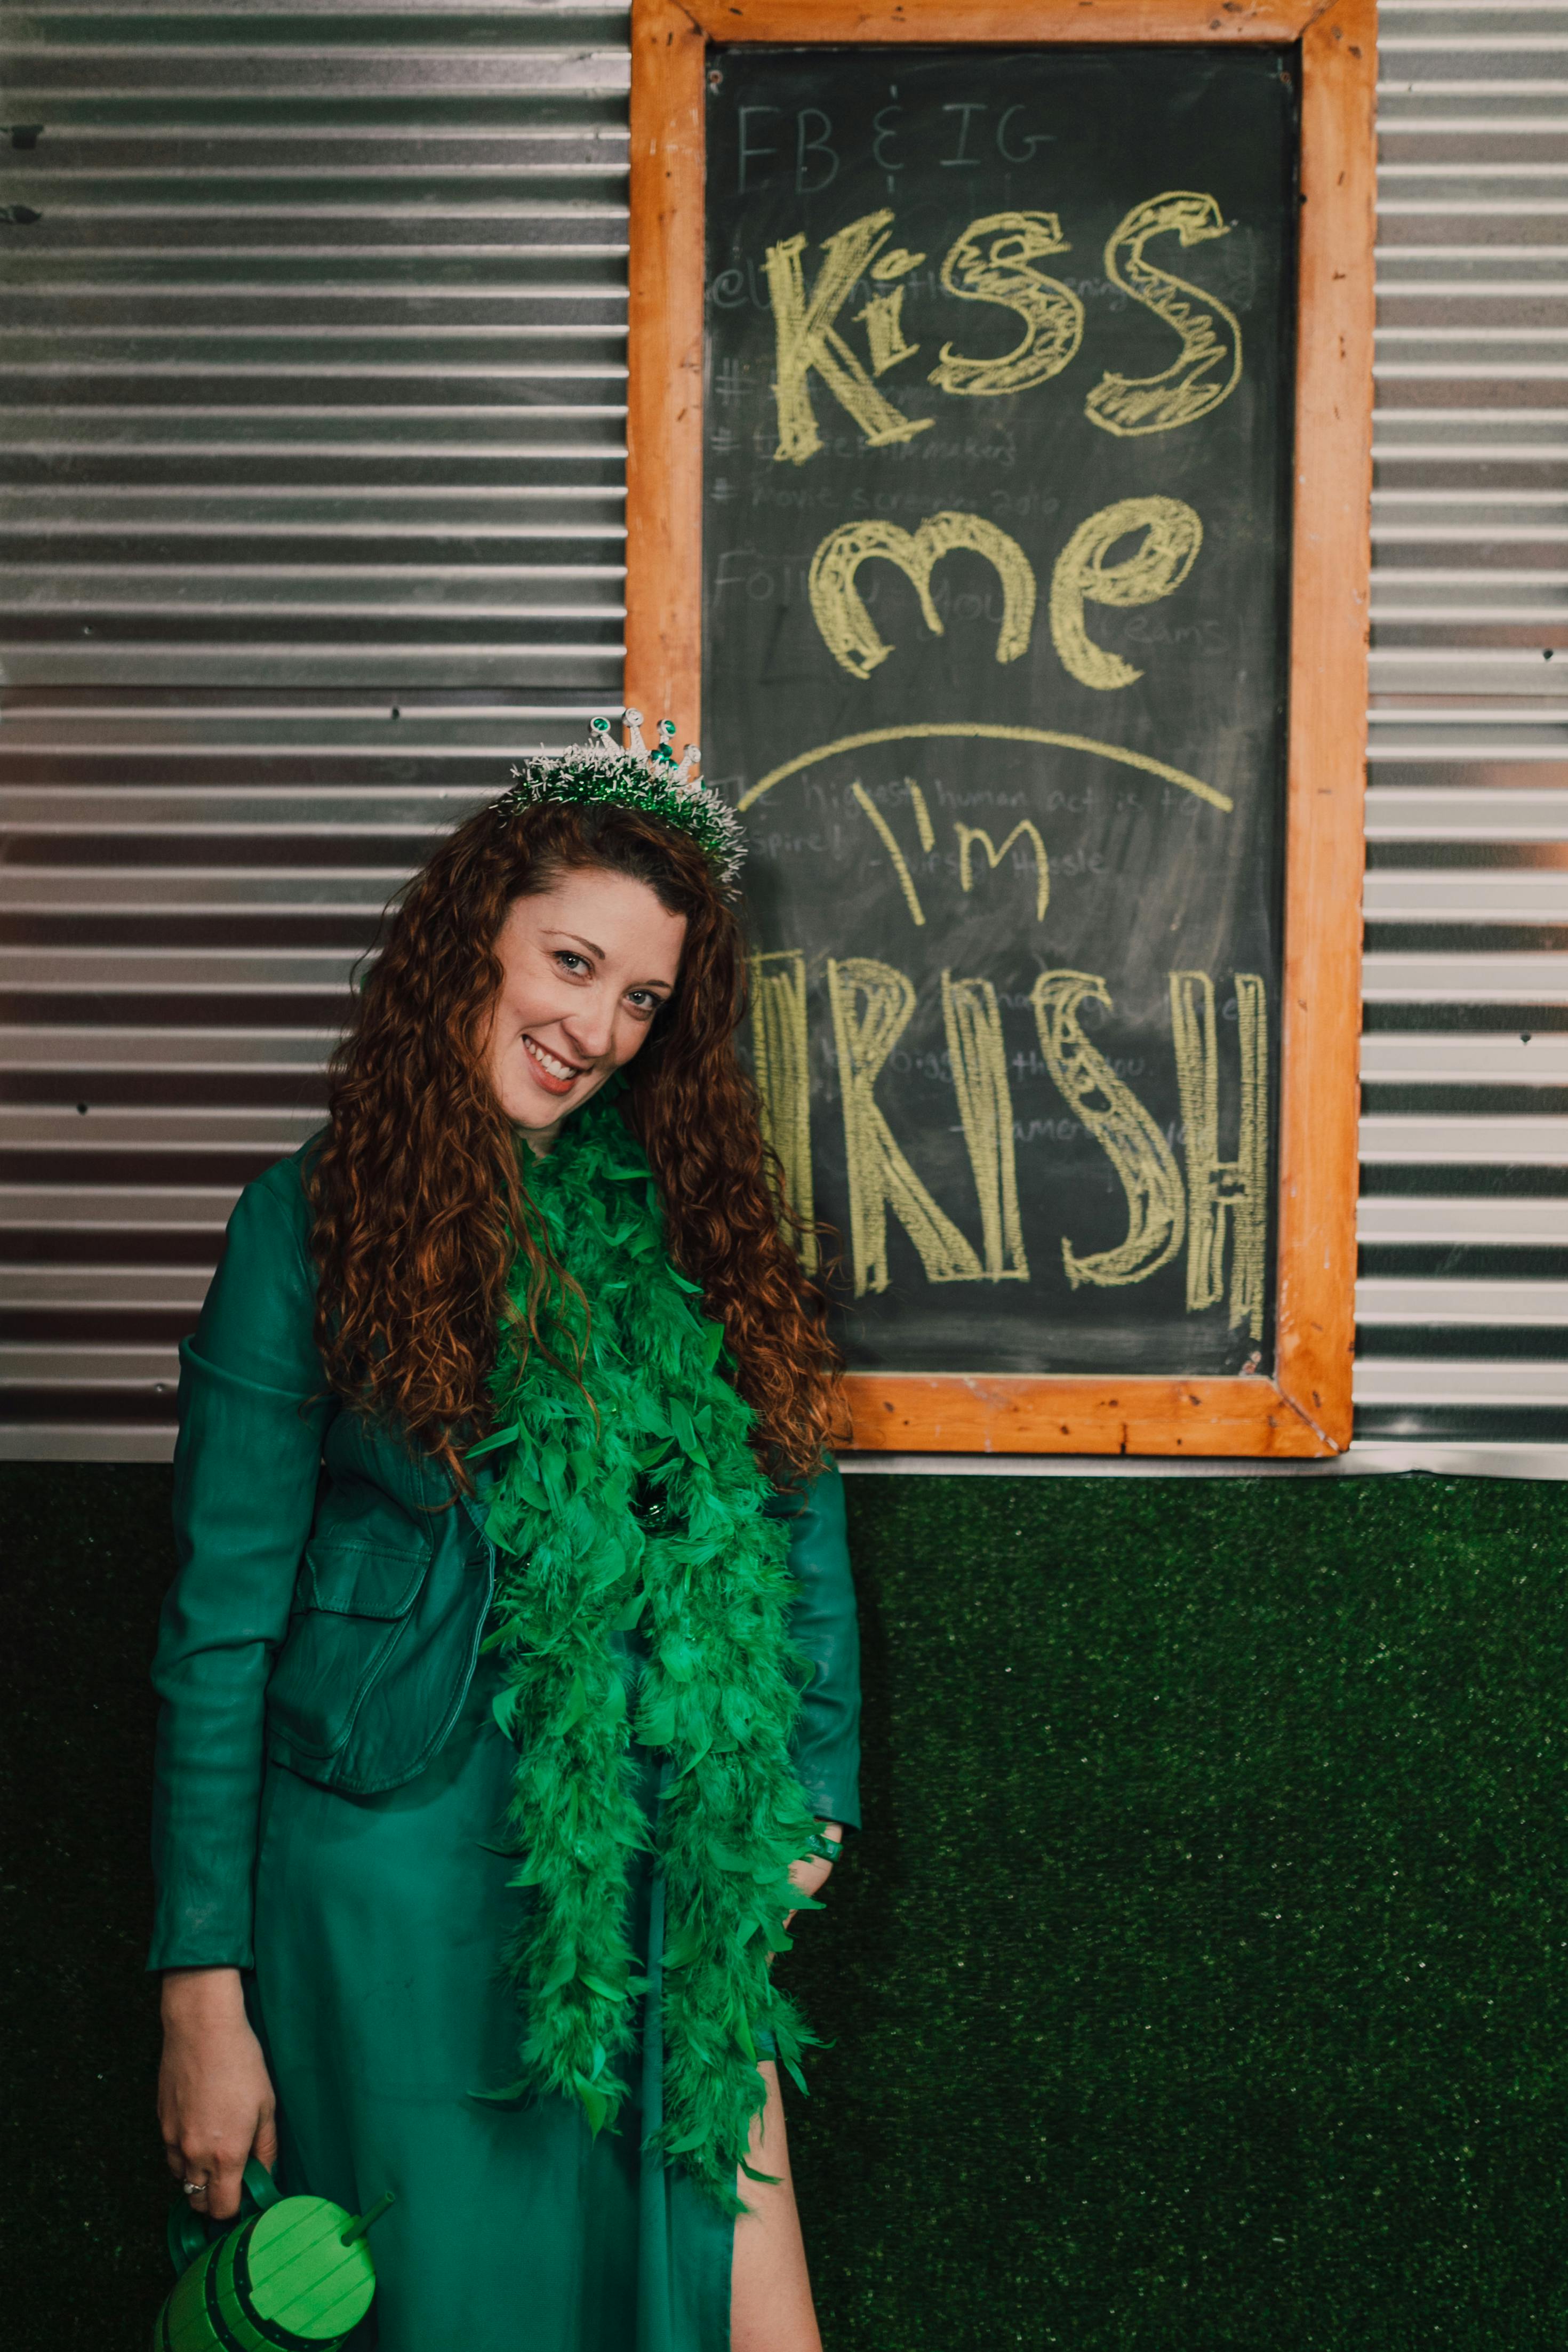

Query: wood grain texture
625,0,1377,1457
843,1374,1331,1455
1271,0,1377,1453
626,0,705,740
679,0,1325,42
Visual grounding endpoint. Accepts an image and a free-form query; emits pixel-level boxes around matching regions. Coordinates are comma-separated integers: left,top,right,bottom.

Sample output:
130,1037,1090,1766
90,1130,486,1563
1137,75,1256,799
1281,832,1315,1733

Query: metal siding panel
1362,0,1568,1452
6,4,1568,1457
0,5,628,1443
0,5,628,687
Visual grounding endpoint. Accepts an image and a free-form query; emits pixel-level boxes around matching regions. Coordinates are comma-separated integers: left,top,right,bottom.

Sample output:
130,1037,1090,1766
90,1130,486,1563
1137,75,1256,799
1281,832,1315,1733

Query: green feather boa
472,1086,822,2209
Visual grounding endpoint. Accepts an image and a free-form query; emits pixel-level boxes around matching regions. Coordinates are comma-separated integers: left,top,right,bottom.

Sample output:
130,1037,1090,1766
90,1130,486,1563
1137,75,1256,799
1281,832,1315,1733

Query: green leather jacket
148,1147,862,1973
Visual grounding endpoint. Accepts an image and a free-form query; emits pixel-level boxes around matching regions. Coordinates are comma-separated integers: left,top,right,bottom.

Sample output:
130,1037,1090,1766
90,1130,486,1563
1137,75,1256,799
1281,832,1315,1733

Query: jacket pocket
265,1536,432,1763
294,1534,430,1620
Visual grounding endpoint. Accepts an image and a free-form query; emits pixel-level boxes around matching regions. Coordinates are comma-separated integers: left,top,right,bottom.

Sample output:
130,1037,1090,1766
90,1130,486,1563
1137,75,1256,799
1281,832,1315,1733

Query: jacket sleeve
148,1161,337,1972
782,1457,862,1833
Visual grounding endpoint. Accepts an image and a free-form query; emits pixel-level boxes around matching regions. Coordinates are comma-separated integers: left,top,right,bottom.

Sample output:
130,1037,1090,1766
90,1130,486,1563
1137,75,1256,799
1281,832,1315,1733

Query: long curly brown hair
308,794,843,1487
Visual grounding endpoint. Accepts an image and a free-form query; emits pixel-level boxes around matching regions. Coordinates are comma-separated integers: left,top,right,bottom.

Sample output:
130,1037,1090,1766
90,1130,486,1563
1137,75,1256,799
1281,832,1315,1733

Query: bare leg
730,2061,822,2352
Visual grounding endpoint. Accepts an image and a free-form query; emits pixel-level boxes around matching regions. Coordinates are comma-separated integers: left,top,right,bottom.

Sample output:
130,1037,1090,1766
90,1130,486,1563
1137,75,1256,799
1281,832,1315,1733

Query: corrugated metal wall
3,1,1565,1463
1358,0,1568,1455
0,3,631,1455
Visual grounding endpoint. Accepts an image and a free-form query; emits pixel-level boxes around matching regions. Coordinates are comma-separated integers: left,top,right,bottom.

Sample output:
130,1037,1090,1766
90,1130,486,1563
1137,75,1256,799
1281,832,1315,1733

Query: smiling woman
147,724,861,2352
485,871,687,1142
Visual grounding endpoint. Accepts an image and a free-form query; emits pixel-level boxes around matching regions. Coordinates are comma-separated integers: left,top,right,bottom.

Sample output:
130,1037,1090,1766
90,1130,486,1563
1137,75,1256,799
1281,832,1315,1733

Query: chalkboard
627,0,1373,1454
701,45,1297,1377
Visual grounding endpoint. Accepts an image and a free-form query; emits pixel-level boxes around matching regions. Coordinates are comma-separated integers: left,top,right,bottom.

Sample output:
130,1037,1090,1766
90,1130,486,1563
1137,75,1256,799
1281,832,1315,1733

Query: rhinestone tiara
496,712,746,887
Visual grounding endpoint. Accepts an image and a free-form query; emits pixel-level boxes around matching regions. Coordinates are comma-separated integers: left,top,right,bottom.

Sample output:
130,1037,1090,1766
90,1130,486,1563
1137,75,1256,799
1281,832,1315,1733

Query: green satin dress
248,1643,732,2352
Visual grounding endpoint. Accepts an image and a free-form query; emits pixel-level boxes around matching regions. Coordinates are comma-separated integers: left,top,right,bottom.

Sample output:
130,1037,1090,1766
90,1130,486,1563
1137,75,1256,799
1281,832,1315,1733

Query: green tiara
498,712,747,887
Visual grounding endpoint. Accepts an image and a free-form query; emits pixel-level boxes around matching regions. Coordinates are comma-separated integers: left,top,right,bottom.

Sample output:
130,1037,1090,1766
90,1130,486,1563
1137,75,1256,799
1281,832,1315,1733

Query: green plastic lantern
154,2159,394,2352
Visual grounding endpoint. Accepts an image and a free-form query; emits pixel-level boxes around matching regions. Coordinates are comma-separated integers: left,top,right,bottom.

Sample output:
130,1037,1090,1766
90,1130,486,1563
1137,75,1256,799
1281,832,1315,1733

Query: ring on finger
181,2179,208,2197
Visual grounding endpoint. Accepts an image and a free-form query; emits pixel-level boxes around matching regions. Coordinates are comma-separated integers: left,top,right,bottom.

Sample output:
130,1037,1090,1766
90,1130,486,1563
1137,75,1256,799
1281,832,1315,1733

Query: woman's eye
555,951,588,975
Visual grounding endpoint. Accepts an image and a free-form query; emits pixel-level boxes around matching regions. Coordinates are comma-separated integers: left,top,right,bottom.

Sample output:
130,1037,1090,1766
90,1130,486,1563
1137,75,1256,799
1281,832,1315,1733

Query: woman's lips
522,1032,586,1097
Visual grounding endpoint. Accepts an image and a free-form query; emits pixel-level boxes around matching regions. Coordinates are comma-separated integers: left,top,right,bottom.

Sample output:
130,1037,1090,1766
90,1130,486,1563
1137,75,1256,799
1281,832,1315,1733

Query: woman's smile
521,1031,588,1094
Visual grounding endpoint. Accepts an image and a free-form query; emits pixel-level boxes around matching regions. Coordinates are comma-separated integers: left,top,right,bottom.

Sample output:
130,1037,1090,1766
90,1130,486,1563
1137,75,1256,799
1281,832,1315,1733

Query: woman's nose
560,997,615,1060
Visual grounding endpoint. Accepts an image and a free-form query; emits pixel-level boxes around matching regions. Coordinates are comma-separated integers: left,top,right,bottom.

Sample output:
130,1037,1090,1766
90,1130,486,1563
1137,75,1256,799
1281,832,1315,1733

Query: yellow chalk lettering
740,722,1231,818
870,245,924,281
749,951,818,1273
851,781,926,927
941,972,1028,1283
1169,971,1268,1340
764,210,936,465
1031,970,1186,1289
827,957,984,1296
1049,495,1204,692
1085,191,1243,438
928,211,1085,398
855,284,920,377
955,819,1049,923
808,511,1036,682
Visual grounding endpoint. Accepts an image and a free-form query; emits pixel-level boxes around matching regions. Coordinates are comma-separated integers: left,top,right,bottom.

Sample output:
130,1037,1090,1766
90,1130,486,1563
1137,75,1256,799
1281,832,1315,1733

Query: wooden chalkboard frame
627,0,1375,1458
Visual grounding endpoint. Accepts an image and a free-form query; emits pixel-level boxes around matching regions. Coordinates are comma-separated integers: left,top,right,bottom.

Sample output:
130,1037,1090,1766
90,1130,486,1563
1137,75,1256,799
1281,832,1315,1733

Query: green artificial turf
789,1472,1568,2351
5,1463,1568,2348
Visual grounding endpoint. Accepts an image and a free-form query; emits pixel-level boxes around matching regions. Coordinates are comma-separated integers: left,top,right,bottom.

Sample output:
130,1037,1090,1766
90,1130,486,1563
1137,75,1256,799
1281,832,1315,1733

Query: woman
149,716,861,2352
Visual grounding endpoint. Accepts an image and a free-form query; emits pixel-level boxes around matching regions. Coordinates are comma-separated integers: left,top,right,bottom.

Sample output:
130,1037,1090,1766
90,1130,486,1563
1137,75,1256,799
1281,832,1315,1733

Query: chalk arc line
737,723,1231,815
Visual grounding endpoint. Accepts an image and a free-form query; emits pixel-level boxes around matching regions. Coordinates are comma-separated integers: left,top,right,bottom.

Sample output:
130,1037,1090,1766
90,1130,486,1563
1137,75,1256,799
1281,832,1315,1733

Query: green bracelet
807,1830,842,1863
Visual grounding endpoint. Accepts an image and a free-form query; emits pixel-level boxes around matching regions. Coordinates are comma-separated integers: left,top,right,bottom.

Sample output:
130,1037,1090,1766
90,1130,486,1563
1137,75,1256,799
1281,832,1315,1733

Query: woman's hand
158,1967,277,2221
783,1822,843,1933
